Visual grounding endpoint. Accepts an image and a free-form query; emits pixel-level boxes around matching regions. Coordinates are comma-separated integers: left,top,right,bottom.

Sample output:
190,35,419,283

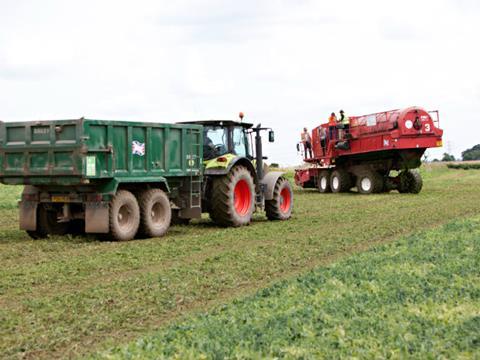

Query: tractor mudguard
261,171,285,200
204,156,257,179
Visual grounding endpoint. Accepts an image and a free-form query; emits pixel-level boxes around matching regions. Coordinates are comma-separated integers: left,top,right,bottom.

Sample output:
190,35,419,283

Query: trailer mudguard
85,202,109,233
19,201,37,231
261,171,285,200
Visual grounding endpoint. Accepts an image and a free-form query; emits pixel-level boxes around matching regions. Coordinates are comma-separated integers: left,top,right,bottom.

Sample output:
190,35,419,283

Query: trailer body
0,118,203,234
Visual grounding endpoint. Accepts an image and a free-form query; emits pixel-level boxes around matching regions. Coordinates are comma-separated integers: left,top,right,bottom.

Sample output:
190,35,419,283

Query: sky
0,0,479,165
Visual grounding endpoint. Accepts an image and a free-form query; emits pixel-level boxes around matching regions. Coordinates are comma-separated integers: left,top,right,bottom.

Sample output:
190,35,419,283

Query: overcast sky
1,0,479,164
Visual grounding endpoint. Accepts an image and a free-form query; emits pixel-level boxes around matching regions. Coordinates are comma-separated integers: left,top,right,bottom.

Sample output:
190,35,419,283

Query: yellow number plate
51,195,70,203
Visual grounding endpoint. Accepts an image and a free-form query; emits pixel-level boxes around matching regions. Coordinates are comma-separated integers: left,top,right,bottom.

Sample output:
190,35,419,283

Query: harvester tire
356,170,384,194
398,170,423,194
109,190,140,241
317,171,331,193
210,165,255,227
27,204,69,239
330,169,352,193
266,177,293,220
139,189,171,238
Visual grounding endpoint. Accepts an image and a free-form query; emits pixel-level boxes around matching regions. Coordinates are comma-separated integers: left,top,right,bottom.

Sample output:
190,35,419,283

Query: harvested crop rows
0,165,479,358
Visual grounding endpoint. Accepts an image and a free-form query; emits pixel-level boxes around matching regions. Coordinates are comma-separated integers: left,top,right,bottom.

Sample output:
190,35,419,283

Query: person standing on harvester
338,110,349,140
301,127,313,159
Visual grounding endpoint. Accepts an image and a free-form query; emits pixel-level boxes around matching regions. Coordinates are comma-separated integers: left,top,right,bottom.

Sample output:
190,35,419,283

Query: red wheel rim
279,187,291,213
234,179,251,216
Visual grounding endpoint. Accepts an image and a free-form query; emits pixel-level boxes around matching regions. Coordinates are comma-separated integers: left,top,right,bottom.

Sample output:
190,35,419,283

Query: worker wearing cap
301,127,313,159
337,110,350,140
328,112,337,141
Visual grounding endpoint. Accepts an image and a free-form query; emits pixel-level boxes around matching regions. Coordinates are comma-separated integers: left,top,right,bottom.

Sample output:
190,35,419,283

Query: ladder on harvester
187,128,202,210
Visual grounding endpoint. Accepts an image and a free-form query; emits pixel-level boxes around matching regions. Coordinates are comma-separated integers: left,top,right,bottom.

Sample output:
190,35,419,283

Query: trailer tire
356,170,384,194
317,171,331,193
266,177,293,220
330,169,352,193
210,165,255,227
26,204,69,239
109,190,140,241
139,189,171,238
398,170,423,194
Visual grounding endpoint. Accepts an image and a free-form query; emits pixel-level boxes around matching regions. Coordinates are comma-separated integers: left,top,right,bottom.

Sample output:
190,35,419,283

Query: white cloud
0,0,478,163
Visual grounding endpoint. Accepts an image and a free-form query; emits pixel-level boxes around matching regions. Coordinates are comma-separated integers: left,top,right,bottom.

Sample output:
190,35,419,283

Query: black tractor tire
138,189,171,238
317,171,331,193
26,204,69,239
356,170,384,194
330,169,352,193
266,177,293,220
171,209,190,225
210,165,255,227
398,170,423,194
109,190,140,241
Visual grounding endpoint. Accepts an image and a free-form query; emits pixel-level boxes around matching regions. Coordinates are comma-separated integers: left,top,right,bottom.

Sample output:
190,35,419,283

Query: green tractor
181,118,293,226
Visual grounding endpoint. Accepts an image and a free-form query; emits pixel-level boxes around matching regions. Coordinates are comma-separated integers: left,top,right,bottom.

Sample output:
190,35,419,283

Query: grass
97,215,480,359
0,164,479,358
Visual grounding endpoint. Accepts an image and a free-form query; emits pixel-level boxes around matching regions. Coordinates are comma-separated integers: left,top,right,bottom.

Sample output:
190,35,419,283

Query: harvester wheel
26,204,69,239
138,189,171,238
317,171,331,193
398,170,423,194
356,170,384,194
210,165,255,227
109,190,140,241
330,169,352,193
266,177,293,220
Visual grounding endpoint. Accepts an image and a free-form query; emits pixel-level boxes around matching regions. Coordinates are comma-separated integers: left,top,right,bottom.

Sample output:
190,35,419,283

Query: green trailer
0,116,293,241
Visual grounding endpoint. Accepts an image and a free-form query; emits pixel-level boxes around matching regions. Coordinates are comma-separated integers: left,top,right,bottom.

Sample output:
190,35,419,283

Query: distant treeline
447,163,480,170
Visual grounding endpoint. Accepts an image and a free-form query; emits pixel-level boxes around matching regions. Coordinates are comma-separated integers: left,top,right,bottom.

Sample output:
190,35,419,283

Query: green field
99,215,480,359
0,164,480,358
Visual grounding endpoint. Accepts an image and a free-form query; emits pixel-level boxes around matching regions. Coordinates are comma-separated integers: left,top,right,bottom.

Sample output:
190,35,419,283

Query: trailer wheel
398,170,423,194
266,177,293,220
210,165,255,227
139,189,171,238
318,171,331,193
109,190,140,241
26,204,69,239
356,170,384,194
330,169,352,193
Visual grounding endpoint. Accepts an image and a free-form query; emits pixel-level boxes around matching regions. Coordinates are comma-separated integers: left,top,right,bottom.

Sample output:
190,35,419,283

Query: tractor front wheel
266,177,293,220
210,166,255,227
27,204,69,239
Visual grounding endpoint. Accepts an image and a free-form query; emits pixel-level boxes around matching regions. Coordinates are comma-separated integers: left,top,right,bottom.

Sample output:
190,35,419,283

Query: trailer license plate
51,196,69,203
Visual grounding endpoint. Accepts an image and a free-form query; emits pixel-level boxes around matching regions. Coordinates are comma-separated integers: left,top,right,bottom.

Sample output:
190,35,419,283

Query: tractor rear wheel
317,171,331,193
109,190,140,241
398,170,423,194
266,177,293,220
330,169,352,193
356,170,384,194
210,165,255,227
139,189,171,238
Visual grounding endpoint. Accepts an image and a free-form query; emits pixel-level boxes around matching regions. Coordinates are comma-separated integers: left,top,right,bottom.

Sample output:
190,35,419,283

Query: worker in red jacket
328,112,337,141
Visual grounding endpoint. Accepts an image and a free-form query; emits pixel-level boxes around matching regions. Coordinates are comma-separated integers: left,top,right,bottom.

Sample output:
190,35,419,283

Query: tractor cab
183,120,254,160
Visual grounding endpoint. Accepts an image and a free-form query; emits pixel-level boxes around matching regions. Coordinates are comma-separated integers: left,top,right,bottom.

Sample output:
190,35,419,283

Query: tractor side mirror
268,130,275,142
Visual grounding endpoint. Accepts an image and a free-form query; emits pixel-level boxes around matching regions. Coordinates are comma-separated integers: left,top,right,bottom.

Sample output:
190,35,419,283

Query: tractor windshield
203,127,228,160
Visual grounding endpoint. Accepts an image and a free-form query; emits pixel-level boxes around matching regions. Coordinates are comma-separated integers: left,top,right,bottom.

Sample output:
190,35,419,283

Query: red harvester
294,106,443,194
